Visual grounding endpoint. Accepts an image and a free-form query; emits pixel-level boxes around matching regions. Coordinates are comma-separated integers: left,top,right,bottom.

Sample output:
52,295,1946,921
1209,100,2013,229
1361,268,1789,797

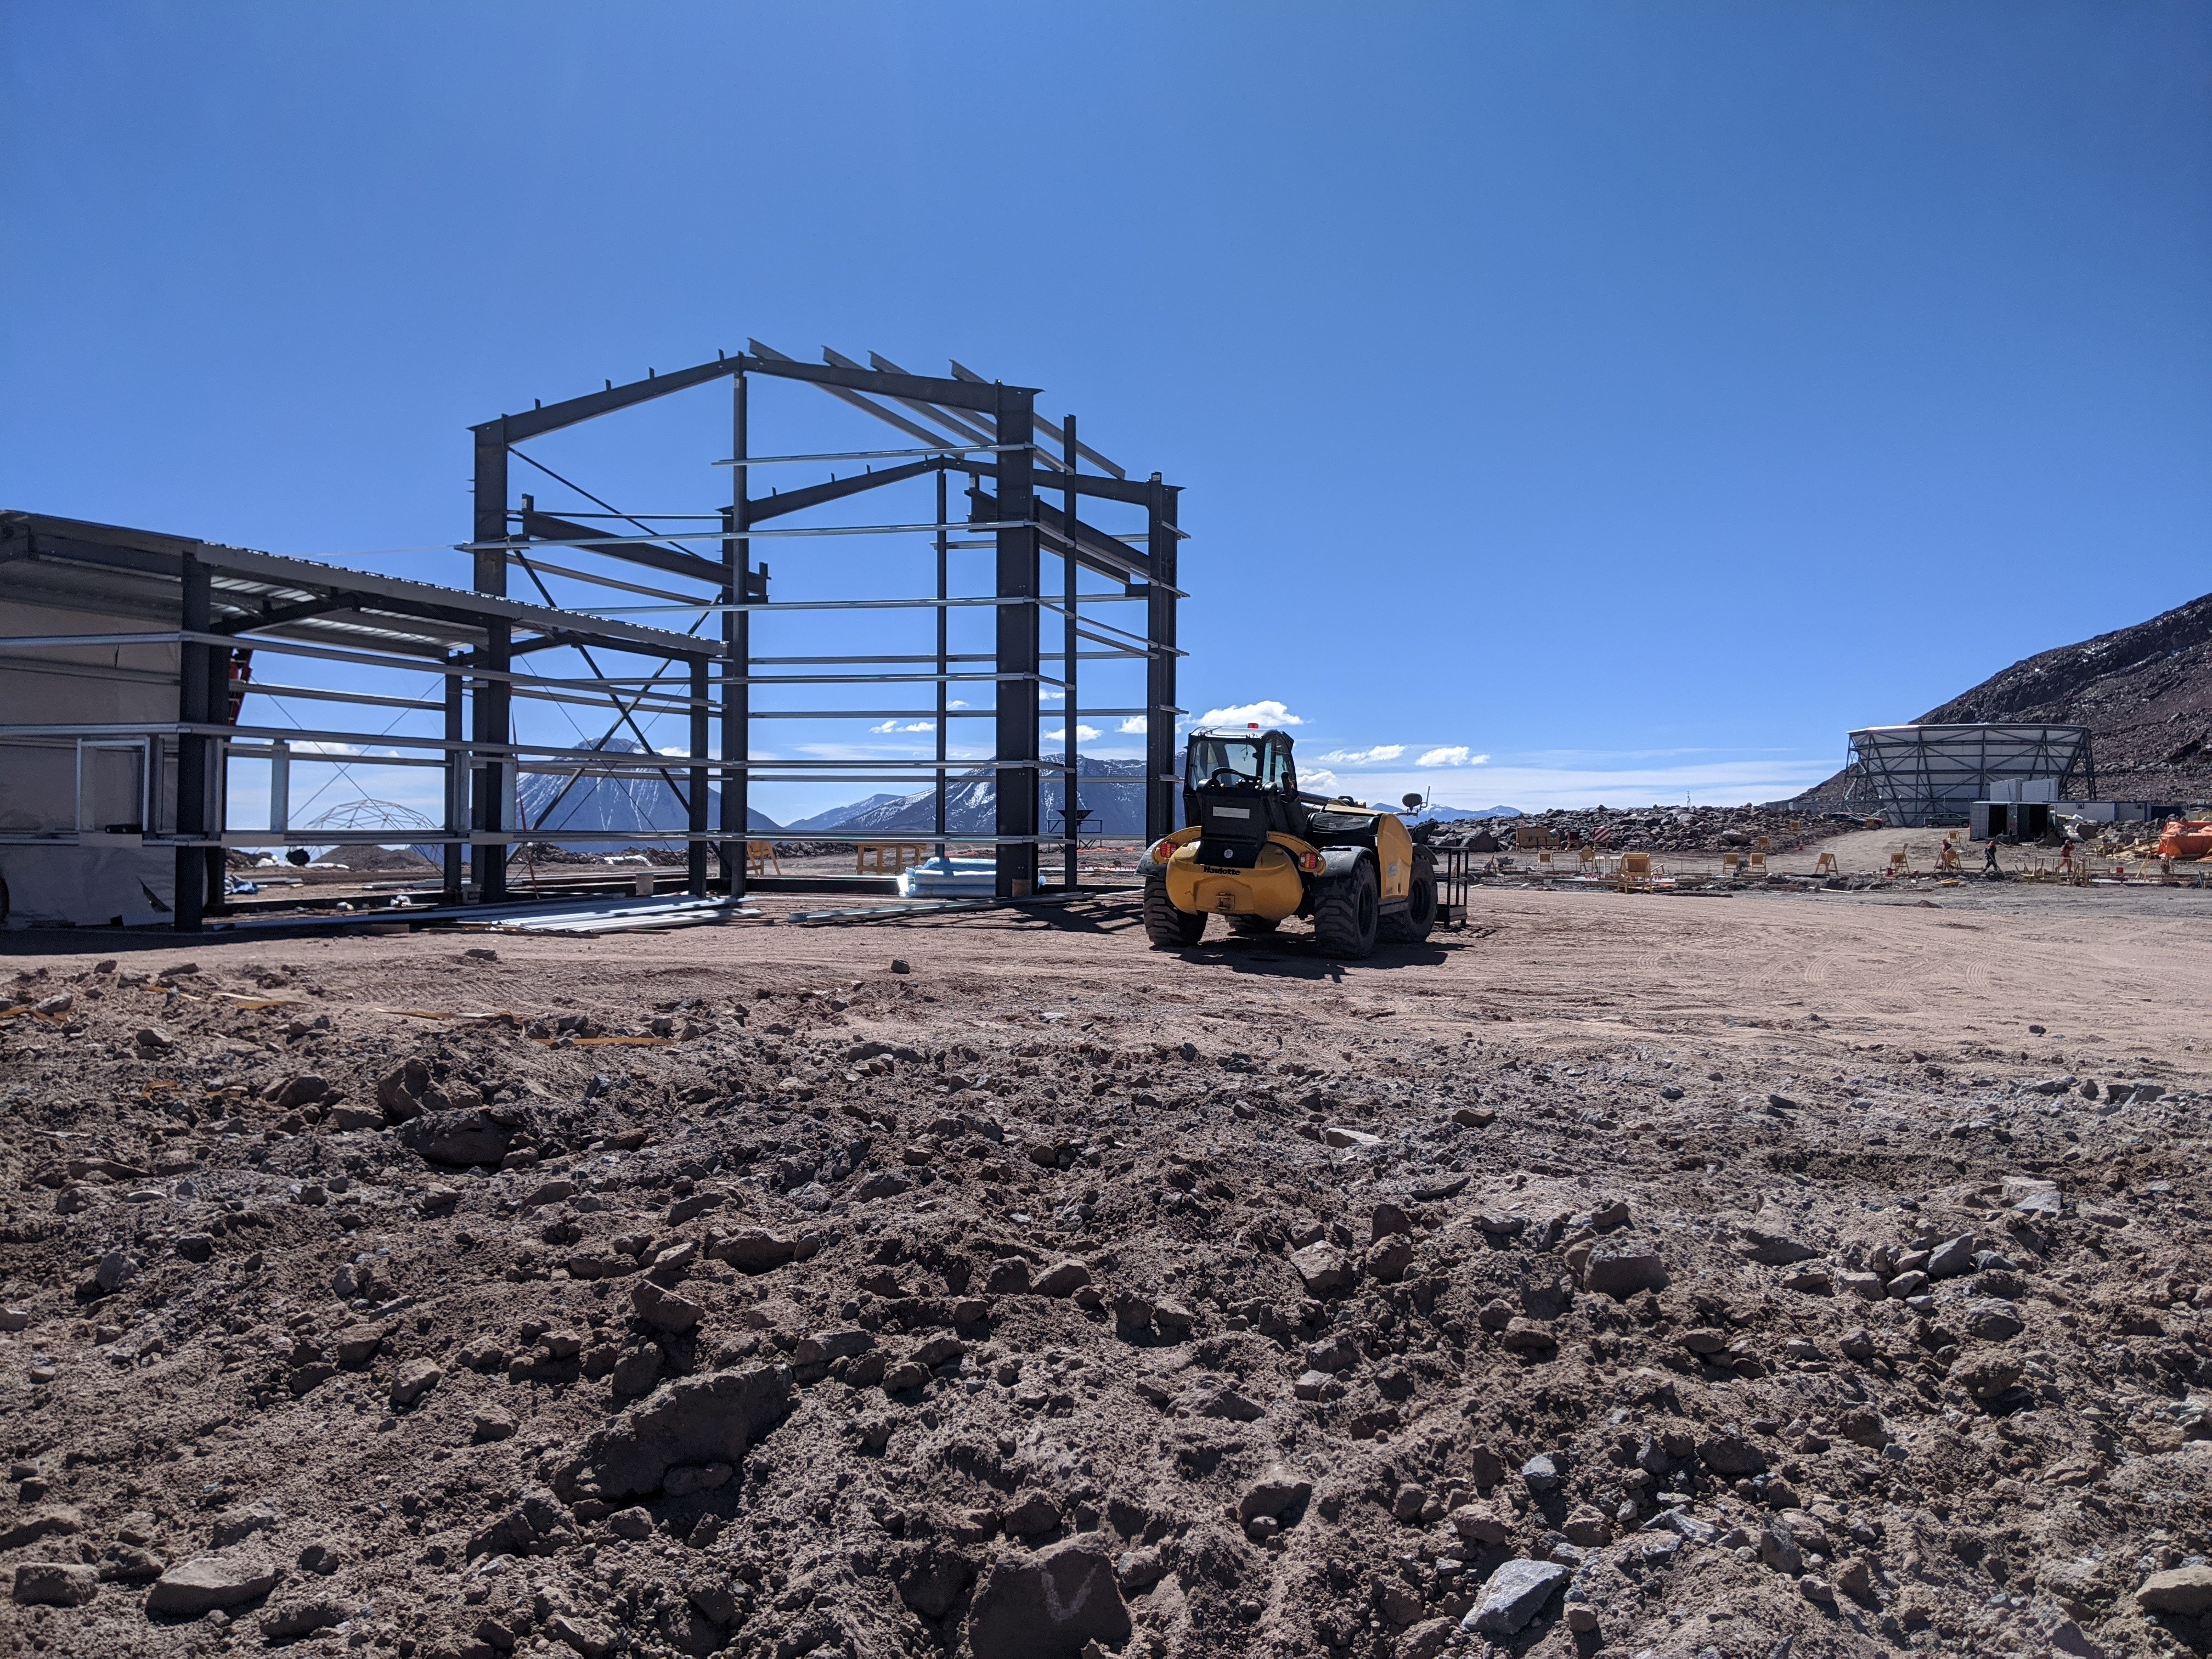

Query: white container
898,857,997,899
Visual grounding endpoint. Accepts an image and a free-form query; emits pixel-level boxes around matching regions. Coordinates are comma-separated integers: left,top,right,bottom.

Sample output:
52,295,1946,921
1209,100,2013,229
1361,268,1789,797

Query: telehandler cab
1142,725,1437,958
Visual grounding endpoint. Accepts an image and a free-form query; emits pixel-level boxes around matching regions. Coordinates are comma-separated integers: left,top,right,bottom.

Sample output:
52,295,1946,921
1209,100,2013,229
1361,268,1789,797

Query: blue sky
4,3,2208,821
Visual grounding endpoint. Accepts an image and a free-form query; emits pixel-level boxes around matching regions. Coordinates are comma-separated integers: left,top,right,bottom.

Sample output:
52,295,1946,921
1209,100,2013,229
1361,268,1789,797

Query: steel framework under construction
0,346,1185,930
1842,723,2094,827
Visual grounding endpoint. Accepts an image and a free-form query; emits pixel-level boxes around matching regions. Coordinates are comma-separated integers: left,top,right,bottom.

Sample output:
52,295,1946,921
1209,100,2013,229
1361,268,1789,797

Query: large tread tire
1380,873,1437,944
1227,915,1279,936
1312,861,1379,959
1143,878,1208,948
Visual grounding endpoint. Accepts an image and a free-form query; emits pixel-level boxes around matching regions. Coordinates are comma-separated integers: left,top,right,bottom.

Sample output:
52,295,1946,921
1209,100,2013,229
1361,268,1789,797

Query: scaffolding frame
0,345,1185,929
1842,723,2094,828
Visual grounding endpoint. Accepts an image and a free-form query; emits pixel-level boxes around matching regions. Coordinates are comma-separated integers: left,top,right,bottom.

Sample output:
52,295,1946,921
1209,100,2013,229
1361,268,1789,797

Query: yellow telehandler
1142,725,1436,958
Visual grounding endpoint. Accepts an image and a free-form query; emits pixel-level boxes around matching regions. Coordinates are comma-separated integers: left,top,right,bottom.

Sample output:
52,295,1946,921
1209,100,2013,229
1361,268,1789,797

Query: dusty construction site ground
4,883,2212,1659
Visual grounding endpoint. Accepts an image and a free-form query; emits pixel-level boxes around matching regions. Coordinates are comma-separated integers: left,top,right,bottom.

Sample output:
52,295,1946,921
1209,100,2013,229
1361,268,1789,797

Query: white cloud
1192,699,1302,730
1417,747,1487,768
1300,766,1341,792
1044,725,1103,744
947,699,970,709
868,720,937,734
1040,687,1063,701
1119,716,1146,735
287,739,362,757
1315,744,1406,767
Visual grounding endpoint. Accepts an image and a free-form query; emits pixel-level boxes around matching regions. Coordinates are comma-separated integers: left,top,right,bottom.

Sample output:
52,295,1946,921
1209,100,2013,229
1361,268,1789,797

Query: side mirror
1401,794,1424,813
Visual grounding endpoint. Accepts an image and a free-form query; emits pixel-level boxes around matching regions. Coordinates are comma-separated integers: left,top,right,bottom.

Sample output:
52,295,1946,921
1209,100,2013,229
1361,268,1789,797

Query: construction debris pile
4,925,2211,1659
1427,805,1858,855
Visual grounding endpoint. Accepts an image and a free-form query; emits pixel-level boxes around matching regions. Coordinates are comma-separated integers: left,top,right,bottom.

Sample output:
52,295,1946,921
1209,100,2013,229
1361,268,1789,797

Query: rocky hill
1800,591,2212,808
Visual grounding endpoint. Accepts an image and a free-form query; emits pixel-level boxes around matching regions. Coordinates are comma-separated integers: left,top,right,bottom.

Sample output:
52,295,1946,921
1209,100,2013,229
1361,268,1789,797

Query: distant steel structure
1843,724,2094,827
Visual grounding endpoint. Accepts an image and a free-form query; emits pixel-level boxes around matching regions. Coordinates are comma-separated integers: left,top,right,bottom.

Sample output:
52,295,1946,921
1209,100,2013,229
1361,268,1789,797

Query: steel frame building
0,346,1184,930
1843,723,2094,827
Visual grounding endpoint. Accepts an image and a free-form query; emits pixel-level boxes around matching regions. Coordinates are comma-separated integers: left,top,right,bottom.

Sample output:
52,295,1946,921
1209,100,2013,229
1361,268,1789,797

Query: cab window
1191,738,1263,786
1262,738,1295,792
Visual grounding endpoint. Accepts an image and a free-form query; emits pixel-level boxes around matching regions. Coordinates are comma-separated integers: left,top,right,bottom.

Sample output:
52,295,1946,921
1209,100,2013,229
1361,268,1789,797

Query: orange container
2156,820,2212,859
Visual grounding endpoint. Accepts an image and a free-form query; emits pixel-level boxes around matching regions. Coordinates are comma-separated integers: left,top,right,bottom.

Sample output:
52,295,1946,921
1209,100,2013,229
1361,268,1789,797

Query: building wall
0,594,180,924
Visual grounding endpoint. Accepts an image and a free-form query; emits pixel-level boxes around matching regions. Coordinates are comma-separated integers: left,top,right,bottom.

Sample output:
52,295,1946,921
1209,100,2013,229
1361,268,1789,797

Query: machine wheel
1312,861,1379,959
1227,915,1279,936
1380,873,1437,944
1143,879,1207,948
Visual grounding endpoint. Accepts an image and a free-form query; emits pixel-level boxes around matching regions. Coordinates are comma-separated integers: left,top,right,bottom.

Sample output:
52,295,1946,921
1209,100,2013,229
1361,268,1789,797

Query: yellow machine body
1156,826,1307,920
1155,810,1415,918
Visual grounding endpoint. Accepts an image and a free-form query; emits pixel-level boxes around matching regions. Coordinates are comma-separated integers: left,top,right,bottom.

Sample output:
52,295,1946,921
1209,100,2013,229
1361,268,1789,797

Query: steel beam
994,388,1039,899
744,457,941,524
688,652,709,896
472,619,511,901
521,507,728,588
1147,478,1181,843
723,374,750,898
174,552,214,930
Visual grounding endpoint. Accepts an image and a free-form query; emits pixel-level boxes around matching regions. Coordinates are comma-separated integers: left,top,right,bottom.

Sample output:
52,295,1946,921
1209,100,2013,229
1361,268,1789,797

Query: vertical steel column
1062,414,1080,890
994,387,1039,898
472,420,510,902
934,465,949,855
1145,479,1181,842
442,658,464,904
472,622,511,901
721,374,750,898
174,552,213,932
473,422,509,599
687,653,709,895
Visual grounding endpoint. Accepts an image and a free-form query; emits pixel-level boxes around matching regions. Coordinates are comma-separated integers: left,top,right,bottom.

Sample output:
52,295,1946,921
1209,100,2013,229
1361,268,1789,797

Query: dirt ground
5,879,2212,1659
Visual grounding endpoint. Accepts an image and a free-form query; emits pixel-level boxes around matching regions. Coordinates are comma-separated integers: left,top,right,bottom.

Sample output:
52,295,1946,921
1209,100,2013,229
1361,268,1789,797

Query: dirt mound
3,898,2210,1658
1802,591,2212,808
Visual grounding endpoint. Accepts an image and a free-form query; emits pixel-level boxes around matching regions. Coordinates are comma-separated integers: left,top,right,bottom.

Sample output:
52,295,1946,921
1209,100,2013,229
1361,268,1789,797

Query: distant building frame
1843,724,2094,828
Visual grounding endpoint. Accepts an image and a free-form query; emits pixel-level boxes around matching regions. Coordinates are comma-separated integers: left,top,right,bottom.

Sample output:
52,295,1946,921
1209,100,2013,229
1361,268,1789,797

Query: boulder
552,1364,793,1503
1034,1260,1091,1298
1584,1240,1667,1299
12,1562,97,1606
1735,1210,1822,1266
1927,1234,1977,1278
397,1108,512,1169
1237,1468,1312,1523
1964,1299,2024,1342
708,1229,797,1273
1365,1237,1416,1284
259,1595,347,1639
390,1358,442,1408
966,1542,1132,1659
2138,1565,2212,1617
271,1075,328,1110
1698,1433,1767,1477
376,1057,449,1123
145,1552,279,1615
1464,1558,1569,1637
1449,1504,1511,1546
1289,1243,1353,1295
211,1505,279,1548
631,1280,703,1335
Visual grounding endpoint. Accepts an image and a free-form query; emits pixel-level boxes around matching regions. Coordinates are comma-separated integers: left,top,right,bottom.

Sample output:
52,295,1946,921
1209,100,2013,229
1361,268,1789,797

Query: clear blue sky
5,2,2208,818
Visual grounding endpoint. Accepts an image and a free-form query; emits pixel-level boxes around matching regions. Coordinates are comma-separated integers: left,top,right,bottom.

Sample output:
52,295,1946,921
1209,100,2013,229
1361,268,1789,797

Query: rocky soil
5,887,2212,1659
